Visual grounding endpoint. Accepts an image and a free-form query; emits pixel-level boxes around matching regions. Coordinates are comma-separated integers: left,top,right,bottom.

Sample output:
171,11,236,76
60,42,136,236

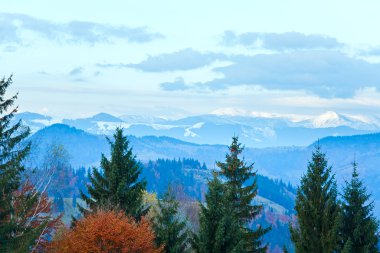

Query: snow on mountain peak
312,111,346,128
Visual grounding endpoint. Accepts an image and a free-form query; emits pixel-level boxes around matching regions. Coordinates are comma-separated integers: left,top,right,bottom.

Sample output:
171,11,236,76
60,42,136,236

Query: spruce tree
153,186,191,253
290,144,341,253
195,174,242,253
340,162,379,253
197,137,269,253
217,137,270,252
0,75,31,252
80,128,147,219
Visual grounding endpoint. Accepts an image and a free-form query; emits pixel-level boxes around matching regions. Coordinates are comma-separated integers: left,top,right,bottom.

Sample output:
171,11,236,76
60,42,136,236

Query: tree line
0,75,379,252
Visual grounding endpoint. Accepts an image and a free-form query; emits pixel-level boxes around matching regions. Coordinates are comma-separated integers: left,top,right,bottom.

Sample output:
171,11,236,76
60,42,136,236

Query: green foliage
152,186,191,253
80,128,147,219
195,174,242,253
290,144,341,253
0,76,32,252
340,162,379,253
218,137,270,252
196,137,270,253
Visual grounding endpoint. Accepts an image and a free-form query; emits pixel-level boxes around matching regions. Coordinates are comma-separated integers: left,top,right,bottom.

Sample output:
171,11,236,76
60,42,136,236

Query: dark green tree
80,128,147,219
153,186,191,253
290,144,341,253
217,137,270,252
0,75,31,252
195,174,242,253
196,137,269,253
340,161,379,253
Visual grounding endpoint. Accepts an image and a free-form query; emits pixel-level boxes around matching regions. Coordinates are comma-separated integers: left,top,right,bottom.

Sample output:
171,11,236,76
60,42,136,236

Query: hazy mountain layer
17,111,378,147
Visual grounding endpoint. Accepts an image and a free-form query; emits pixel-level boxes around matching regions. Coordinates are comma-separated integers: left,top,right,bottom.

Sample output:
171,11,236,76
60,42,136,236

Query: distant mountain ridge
25,123,380,217
15,111,380,147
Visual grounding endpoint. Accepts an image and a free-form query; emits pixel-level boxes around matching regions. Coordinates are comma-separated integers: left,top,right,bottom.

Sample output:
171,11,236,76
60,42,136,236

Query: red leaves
49,211,163,253
13,180,62,252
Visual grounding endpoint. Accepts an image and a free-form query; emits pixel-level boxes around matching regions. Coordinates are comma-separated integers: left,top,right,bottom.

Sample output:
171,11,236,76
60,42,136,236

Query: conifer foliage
340,162,379,253
290,145,341,253
80,128,147,219
0,75,30,252
152,186,191,253
196,137,270,253
196,174,241,253
0,75,59,252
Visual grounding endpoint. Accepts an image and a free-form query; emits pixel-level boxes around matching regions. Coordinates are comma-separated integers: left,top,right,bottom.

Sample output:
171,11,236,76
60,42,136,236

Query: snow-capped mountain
299,111,378,130
61,113,130,135
14,111,380,147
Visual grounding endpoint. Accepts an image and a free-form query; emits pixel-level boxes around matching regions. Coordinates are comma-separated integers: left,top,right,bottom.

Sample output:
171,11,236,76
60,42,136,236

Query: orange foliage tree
49,211,163,253
13,180,62,252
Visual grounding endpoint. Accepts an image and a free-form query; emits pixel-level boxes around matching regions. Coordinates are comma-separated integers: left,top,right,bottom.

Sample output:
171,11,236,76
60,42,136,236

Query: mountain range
14,111,380,147
24,122,380,218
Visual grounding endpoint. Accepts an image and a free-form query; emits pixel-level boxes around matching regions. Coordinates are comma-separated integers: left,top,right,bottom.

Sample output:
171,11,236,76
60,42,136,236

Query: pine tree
195,174,242,253
152,186,191,253
290,144,341,253
196,137,269,253
217,137,270,252
340,162,379,253
0,75,31,252
80,128,147,219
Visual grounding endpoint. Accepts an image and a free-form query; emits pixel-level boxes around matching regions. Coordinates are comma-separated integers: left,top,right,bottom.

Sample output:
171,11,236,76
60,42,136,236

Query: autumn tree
42,143,72,197
49,211,163,253
80,128,147,219
12,180,62,252
290,145,341,253
340,162,379,253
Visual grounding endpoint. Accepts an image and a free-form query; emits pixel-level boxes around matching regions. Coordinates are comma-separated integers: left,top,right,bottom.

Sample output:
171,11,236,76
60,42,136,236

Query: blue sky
2,0,380,118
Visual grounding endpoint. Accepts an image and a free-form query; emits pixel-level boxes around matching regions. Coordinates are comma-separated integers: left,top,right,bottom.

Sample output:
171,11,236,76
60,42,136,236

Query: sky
2,0,380,119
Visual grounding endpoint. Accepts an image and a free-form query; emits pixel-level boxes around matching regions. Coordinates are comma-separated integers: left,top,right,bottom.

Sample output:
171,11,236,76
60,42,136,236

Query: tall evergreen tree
340,161,379,253
80,128,147,219
152,186,191,253
0,75,31,252
196,137,269,253
217,137,270,252
195,174,242,253
290,144,341,253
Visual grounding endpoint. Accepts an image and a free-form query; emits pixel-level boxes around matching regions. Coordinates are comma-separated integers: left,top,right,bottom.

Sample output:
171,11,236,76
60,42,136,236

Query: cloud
160,77,190,91
95,63,127,69
94,45,380,98
221,31,342,51
193,50,380,98
69,67,83,76
93,43,380,98
119,48,227,72
0,12,164,45
361,47,380,56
